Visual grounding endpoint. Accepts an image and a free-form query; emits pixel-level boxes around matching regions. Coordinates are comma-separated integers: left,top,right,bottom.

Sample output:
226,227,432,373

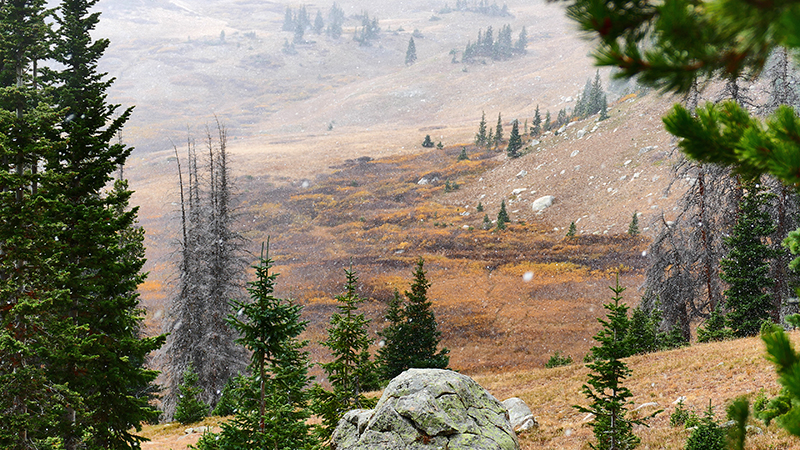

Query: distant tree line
462,24,526,63
439,0,511,17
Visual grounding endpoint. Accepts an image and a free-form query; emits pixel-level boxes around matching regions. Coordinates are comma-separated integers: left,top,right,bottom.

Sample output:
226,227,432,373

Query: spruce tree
720,178,780,337
576,276,643,450
507,119,522,158
475,111,488,147
457,147,469,161
376,290,407,381
312,267,379,442
533,105,542,135
696,305,734,343
17,1,164,447
174,363,209,425
422,134,434,147
313,10,324,34
199,242,313,449
402,259,449,371
326,3,344,39
627,212,639,236
482,213,492,230
405,36,417,65
497,199,510,230
494,112,504,148
566,221,577,238
544,111,551,131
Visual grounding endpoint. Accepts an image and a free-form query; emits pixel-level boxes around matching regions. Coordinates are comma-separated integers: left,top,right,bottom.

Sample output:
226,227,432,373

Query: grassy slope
140,332,800,450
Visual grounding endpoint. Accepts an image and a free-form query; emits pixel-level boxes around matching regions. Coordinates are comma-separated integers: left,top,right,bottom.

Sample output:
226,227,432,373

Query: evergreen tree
312,267,379,442
533,105,542,135
313,10,324,34
476,201,484,212
47,0,166,446
457,147,469,161
377,261,449,381
566,221,577,238
627,212,639,236
282,7,294,31
497,199,510,229
685,403,726,450
544,111,551,131
326,3,344,39
494,113,503,148
482,213,492,230
721,178,780,337
475,111,488,147
576,276,643,450
696,305,734,343
507,119,522,158
402,259,449,370
174,363,209,425
211,376,240,417
575,78,593,118
515,26,527,54
487,127,494,147
198,242,313,449
405,36,417,65
422,134,434,147
376,290,407,381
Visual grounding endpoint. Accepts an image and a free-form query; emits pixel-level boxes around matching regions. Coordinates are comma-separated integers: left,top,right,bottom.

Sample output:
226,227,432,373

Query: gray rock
531,196,555,212
502,398,538,433
332,368,519,450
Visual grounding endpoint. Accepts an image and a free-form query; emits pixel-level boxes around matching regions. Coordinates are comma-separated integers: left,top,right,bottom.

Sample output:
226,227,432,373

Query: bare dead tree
161,123,248,421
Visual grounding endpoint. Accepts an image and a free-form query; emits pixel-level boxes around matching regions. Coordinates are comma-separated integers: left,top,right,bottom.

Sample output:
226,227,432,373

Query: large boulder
332,368,520,450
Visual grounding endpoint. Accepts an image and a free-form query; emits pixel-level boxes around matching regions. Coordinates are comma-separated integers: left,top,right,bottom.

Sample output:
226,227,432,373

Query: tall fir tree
376,290,407,381
401,259,449,371
533,104,542,135
506,119,522,158
720,178,780,337
494,112,503,148
0,1,166,448
312,267,379,442
475,111,488,147
198,242,313,449
576,276,643,450
497,199,510,229
405,36,417,65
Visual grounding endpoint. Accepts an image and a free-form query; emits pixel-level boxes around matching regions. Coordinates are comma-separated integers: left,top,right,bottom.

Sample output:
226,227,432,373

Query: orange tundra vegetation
228,142,650,377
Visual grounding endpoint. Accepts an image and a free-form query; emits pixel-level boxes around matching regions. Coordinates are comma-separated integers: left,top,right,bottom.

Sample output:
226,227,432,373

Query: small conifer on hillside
496,200,510,230
475,111,488,147
533,105,542,135
313,266,379,442
405,37,417,65
494,113,504,148
482,214,492,230
627,212,639,236
721,178,780,337
422,134,435,148
507,119,522,158
476,201,484,212
377,260,449,381
576,275,645,450
566,221,577,238
457,147,469,161
174,363,209,424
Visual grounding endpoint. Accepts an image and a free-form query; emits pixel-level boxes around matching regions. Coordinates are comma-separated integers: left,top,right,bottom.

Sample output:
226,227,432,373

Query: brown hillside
139,333,800,449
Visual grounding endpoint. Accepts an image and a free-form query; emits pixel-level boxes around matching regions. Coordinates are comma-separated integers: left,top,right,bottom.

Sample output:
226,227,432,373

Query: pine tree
721,178,780,337
544,111,551,131
575,276,643,450
497,199,510,229
174,363,209,425
696,305,734,343
422,134,434,147
326,3,344,39
482,213,492,230
405,36,417,65
282,7,294,31
312,267,379,442
507,119,523,158
476,201,484,212
566,221,577,238
494,113,504,148
533,105,542,135
515,26,527,54
44,0,166,446
313,10,324,34
475,111,488,147
376,290,407,381
402,259,449,371
199,242,313,449
457,147,469,161
627,212,639,236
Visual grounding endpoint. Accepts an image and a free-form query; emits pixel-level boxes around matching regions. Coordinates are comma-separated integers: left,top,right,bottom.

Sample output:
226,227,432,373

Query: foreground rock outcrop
332,368,520,450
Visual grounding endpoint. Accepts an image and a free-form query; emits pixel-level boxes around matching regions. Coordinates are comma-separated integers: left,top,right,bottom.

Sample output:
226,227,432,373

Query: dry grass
139,333,800,449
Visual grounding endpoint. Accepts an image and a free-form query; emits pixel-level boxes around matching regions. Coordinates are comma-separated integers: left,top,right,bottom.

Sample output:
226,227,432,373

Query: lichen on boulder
332,368,519,450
